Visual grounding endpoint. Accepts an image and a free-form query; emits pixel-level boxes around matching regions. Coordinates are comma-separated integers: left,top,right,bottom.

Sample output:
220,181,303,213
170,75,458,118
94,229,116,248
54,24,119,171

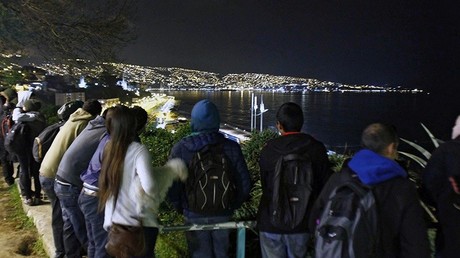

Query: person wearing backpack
0,88,17,186
423,115,460,258
168,99,251,258
33,100,84,163
310,123,431,258
39,99,102,258
257,102,333,258
11,99,46,206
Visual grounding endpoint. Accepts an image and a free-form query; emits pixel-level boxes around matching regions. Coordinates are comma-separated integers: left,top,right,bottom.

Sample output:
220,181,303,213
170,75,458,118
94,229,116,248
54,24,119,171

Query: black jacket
257,132,333,234
310,161,431,258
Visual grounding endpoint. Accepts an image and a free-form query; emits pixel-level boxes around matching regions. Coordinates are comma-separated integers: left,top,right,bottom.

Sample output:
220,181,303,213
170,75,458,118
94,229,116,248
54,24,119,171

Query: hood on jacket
16,91,33,108
86,115,106,131
69,108,95,122
348,149,407,185
190,99,220,133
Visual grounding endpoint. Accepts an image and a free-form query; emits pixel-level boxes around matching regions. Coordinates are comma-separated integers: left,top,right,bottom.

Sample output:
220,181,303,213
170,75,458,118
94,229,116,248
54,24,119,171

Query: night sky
121,0,459,92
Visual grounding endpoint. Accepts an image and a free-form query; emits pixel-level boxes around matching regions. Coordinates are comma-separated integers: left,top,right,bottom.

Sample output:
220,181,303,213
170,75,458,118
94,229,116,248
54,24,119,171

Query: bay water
167,90,458,153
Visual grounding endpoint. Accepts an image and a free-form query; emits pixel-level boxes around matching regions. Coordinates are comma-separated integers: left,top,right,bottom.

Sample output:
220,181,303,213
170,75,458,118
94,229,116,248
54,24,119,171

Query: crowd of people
0,87,458,258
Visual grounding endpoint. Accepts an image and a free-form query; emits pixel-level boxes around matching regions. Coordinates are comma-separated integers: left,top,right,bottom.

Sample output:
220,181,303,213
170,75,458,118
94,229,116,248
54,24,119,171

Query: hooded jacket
56,115,106,188
12,91,33,122
257,132,333,234
310,149,431,258
168,99,251,217
40,108,95,178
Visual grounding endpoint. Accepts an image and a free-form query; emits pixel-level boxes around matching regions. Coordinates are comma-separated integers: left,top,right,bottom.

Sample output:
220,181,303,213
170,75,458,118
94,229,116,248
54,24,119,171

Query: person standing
99,105,187,258
168,99,251,258
39,99,102,258
0,88,17,186
423,115,460,258
311,123,431,257
79,105,148,258
13,99,46,205
257,102,333,258
53,108,109,258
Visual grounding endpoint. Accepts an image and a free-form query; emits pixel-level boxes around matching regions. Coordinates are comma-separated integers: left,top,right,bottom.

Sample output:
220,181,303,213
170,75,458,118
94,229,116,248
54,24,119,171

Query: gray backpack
315,172,380,258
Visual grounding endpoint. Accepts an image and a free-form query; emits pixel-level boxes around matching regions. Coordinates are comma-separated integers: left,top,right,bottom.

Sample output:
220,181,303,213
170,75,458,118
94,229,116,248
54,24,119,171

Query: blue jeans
78,191,110,258
40,176,66,258
185,216,231,258
54,180,88,258
259,231,309,258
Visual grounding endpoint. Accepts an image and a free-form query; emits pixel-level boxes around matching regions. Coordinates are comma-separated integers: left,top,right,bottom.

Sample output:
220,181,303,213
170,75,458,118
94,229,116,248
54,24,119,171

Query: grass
7,185,47,257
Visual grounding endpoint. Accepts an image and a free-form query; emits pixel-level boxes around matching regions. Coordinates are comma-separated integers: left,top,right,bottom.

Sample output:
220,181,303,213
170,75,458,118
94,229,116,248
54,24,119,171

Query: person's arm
135,146,156,195
422,147,446,202
13,108,37,122
165,142,187,212
308,172,339,231
398,183,431,258
230,143,251,209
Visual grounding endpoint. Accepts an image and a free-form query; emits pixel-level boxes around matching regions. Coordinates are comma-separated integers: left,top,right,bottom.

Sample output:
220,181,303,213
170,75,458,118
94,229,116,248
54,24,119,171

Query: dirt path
0,181,47,258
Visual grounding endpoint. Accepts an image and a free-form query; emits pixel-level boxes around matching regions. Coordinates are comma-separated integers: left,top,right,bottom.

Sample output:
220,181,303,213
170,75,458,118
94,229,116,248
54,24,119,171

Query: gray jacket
56,115,106,188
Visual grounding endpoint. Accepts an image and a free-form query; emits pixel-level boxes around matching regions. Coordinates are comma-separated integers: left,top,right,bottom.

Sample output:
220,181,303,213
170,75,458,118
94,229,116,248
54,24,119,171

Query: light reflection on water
167,90,456,152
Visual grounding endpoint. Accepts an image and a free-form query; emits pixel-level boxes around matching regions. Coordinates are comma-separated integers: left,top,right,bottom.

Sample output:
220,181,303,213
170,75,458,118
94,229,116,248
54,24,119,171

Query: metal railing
160,221,257,258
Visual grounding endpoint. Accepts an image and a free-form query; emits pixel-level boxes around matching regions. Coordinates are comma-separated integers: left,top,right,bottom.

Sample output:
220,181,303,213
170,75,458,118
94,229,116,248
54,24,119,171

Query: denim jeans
40,176,66,258
185,216,231,258
259,231,309,258
54,180,88,258
78,191,110,258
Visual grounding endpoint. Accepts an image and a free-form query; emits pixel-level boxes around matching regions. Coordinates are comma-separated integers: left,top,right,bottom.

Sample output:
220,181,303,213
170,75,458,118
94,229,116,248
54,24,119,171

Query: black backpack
314,171,380,258
186,142,235,215
4,121,29,155
270,146,313,230
32,121,63,163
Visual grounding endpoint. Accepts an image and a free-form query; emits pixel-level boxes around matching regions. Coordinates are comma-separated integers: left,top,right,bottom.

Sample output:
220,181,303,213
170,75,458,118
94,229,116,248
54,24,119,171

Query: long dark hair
98,105,137,211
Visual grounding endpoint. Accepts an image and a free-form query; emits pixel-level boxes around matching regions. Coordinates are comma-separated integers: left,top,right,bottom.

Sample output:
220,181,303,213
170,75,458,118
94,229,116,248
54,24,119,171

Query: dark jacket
310,150,431,258
169,131,251,217
423,137,460,203
422,137,460,258
257,132,333,234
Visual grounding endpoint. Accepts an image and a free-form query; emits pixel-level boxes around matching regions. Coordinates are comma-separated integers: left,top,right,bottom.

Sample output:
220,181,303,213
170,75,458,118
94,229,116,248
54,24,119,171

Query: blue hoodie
348,149,407,185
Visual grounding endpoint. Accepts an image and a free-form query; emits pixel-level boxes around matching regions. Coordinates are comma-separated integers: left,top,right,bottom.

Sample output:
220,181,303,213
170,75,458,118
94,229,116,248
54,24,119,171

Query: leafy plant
398,123,442,227
398,123,443,168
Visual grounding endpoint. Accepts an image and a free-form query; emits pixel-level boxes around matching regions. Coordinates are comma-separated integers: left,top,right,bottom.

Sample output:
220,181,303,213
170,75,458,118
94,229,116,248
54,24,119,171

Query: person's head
131,106,148,133
452,115,460,140
190,99,220,133
82,99,102,117
0,88,17,105
98,105,136,211
23,99,41,112
361,123,399,159
276,102,304,134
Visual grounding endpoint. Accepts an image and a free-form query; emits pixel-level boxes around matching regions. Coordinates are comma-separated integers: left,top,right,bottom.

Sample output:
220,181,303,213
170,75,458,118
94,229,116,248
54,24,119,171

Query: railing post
236,227,246,258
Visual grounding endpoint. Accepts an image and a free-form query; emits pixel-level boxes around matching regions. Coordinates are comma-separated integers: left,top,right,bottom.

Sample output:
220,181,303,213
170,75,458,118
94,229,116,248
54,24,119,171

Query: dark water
167,90,459,152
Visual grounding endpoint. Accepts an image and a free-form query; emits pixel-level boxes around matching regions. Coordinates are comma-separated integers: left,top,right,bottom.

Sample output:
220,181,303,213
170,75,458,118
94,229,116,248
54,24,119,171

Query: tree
0,0,137,64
